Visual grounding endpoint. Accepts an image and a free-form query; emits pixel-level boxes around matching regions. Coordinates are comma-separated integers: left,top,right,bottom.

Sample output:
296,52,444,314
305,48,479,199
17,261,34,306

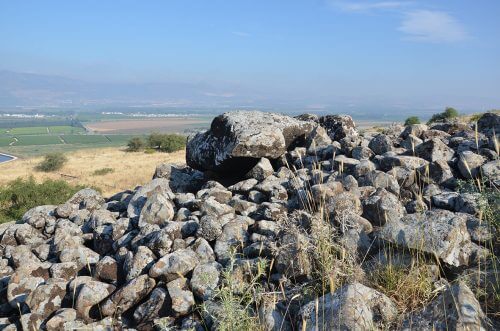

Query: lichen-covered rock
477,112,500,135
276,231,312,280
299,283,397,330
245,157,274,181
71,277,116,320
457,151,485,179
22,205,56,230
481,160,500,185
25,278,67,318
318,114,357,141
153,163,205,193
167,277,195,317
258,302,290,331
19,313,44,331
186,111,315,174
415,138,454,162
362,188,405,226
133,287,169,326
190,261,221,300
127,178,174,220
138,186,175,228
45,308,77,331
59,245,100,268
359,170,400,195
368,134,394,155
197,215,223,241
100,274,156,316
379,155,428,171
377,209,487,267
67,188,105,211
402,282,492,330
124,246,157,281
7,271,45,308
49,262,78,280
149,248,199,281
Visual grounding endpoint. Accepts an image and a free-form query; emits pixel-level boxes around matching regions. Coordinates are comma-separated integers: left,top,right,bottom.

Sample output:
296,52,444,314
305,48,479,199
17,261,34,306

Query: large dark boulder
318,114,357,141
477,112,500,135
186,111,315,175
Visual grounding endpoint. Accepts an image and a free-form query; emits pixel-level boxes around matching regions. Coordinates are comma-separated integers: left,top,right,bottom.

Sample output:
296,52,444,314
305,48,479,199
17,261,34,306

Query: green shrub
147,133,186,153
427,107,459,124
126,137,145,152
404,116,421,126
92,167,114,176
0,177,85,222
443,107,459,119
36,152,67,172
144,148,156,154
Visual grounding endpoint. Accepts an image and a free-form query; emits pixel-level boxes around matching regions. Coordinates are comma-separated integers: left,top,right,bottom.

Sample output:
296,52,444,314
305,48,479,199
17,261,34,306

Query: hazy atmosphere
1,0,500,113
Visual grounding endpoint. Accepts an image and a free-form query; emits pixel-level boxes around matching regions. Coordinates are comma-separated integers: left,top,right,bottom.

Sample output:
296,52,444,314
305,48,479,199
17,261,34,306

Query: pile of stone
0,110,498,330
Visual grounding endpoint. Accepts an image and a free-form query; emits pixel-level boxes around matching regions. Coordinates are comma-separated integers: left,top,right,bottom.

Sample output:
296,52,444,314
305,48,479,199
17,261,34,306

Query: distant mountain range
0,70,255,108
1,70,496,121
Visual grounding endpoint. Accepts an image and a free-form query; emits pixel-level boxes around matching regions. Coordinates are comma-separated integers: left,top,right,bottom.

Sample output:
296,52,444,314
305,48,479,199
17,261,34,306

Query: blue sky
1,0,499,112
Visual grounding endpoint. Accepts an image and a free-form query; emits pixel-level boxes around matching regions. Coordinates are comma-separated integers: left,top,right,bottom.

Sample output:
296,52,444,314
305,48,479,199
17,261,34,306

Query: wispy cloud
327,1,468,43
231,31,251,38
329,1,411,12
398,10,467,43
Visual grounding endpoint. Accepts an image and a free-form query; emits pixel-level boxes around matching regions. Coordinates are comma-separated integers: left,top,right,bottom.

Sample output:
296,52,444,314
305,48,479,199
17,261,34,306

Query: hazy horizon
1,1,499,113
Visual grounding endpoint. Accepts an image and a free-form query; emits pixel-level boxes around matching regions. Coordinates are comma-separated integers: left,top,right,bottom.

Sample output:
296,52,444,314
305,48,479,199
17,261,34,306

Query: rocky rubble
0,111,498,330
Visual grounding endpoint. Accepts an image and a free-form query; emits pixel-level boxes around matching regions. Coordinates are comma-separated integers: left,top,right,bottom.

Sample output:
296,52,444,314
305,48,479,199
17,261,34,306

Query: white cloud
329,1,410,12
398,10,467,43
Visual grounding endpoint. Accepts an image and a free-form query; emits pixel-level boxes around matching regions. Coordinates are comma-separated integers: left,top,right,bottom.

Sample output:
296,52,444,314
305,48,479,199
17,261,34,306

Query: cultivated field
0,147,186,196
85,117,210,134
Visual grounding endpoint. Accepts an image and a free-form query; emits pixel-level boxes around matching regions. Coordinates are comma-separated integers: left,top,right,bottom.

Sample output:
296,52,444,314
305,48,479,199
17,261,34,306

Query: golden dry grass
0,147,186,197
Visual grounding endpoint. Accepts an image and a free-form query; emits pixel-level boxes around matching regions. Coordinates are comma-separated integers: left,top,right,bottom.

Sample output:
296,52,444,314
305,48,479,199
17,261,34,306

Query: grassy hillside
0,147,185,196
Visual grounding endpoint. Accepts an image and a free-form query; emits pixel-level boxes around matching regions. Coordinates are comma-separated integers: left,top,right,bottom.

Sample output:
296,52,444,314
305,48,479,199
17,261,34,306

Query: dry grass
0,147,185,197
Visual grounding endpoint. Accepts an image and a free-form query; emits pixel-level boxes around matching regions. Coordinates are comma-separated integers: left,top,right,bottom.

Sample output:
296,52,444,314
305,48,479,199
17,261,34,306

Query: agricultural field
48,126,86,134
9,126,49,135
84,117,211,134
15,135,63,146
0,112,209,157
0,118,143,157
61,134,109,144
0,137,14,147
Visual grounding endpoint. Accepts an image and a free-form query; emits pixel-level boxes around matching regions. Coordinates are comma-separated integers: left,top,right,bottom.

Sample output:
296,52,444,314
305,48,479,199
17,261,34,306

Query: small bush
427,107,459,124
92,167,114,176
443,107,459,119
0,177,85,222
147,133,186,153
126,137,145,152
404,116,421,126
36,152,67,172
144,148,156,154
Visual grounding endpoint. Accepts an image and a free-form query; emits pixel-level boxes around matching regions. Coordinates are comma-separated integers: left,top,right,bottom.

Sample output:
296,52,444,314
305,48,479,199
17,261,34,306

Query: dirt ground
85,118,210,134
0,147,186,197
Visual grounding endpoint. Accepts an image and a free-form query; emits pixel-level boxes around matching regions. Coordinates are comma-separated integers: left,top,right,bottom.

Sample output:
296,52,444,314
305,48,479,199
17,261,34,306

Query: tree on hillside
443,107,459,119
404,116,421,126
147,133,186,152
36,153,67,172
127,137,145,152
